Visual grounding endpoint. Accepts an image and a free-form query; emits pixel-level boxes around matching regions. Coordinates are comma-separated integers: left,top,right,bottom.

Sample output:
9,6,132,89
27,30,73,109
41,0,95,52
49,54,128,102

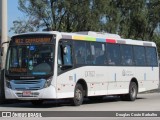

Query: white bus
4,31,159,106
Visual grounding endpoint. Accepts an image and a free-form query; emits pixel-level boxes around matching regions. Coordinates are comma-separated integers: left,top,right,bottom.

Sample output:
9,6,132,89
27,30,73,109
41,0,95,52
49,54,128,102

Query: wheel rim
75,88,82,102
131,85,136,98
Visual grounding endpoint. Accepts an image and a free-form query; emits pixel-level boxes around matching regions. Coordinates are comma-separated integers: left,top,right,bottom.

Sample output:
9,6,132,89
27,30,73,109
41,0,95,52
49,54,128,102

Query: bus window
6,45,54,75
63,45,72,65
91,43,106,65
146,47,158,66
85,42,93,64
121,45,134,66
58,42,73,73
58,45,62,65
133,46,146,66
74,41,86,65
10,47,18,67
107,44,122,66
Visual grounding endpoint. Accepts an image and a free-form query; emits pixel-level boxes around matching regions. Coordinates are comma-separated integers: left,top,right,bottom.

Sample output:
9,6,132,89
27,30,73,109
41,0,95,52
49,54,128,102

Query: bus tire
72,84,84,106
120,82,138,101
127,82,138,101
31,100,43,106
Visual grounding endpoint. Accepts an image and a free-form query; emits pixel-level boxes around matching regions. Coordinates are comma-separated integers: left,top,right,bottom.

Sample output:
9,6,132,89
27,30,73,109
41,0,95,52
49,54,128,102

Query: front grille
14,80,42,84
10,79,46,91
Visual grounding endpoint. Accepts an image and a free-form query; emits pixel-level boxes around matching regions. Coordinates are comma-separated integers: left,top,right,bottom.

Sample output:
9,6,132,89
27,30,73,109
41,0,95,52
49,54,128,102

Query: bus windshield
6,45,54,76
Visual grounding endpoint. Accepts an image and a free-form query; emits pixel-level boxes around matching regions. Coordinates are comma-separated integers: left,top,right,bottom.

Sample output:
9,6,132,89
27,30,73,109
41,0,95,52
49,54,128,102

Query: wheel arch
130,77,139,92
76,79,88,97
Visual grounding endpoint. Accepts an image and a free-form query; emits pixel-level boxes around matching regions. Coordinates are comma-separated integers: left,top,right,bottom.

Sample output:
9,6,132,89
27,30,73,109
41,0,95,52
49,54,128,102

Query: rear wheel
72,84,84,106
128,82,138,101
120,82,138,101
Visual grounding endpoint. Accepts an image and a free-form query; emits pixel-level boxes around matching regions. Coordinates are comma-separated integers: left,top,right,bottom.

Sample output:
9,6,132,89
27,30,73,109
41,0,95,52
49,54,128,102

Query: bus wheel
72,84,84,106
120,82,138,101
127,82,138,101
31,100,43,106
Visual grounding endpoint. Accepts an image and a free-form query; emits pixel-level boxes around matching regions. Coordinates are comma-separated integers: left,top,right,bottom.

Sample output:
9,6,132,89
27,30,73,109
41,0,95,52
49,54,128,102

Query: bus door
57,40,73,73
57,39,74,98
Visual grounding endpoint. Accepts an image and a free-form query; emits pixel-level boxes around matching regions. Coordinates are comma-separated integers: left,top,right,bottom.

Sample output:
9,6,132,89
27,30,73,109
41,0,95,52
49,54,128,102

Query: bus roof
12,31,156,47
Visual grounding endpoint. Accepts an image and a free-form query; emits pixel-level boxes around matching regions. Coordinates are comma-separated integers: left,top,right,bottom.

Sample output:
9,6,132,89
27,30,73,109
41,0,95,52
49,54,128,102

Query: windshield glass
6,45,54,76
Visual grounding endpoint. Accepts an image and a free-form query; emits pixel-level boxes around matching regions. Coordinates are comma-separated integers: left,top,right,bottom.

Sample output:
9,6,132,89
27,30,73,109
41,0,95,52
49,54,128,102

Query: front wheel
72,84,84,106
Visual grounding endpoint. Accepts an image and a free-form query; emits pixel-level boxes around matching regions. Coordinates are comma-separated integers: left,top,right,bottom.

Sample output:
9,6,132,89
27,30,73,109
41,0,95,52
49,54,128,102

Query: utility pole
0,0,8,103
1,0,8,57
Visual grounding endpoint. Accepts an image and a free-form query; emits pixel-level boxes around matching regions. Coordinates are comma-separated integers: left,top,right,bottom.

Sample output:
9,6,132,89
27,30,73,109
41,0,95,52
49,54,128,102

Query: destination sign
9,68,27,73
15,37,51,44
11,35,54,45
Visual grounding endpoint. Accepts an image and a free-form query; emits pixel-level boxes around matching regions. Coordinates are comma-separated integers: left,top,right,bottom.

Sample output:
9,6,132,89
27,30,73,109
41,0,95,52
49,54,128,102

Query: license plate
22,91,32,96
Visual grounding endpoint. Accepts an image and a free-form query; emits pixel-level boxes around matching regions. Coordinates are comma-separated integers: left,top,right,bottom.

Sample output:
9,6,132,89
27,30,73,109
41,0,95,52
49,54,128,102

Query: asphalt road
0,93,160,111
0,93,160,120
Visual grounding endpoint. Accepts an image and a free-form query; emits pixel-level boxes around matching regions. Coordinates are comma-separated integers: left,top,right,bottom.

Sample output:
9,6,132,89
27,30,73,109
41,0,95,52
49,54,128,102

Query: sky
8,0,24,37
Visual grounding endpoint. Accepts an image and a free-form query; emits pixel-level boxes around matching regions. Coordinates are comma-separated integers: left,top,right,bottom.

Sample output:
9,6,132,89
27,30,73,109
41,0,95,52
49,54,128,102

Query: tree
145,0,160,40
10,17,40,34
10,0,160,42
101,0,147,39
10,0,106,33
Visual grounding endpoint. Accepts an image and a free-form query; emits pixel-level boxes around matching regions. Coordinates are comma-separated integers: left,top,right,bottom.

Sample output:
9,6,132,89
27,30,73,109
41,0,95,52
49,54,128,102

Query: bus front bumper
5,85,57,100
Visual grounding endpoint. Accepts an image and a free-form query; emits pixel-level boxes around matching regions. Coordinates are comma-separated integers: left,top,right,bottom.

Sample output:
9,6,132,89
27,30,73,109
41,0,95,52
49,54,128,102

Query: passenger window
121,45,134,66
91,43,106,65
85,42,93,64
146,47,158,66
58,45,62,65
107,44,122,66
63,45,72,65
74,41,86,65
74,41,106,65
133,46,146,66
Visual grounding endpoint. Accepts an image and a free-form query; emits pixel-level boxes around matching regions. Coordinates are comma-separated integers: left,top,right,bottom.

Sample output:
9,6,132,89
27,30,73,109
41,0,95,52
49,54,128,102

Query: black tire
121,82,138,101
31,100,43,106
128,82,138,101
72,84,84,106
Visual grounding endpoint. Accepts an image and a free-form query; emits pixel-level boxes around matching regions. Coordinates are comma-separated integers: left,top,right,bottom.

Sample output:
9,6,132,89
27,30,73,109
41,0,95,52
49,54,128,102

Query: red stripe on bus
106,39,116,43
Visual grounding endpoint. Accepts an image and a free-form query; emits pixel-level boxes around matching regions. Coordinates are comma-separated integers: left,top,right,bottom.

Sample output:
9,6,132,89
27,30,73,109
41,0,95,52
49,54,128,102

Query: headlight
44,77,53,88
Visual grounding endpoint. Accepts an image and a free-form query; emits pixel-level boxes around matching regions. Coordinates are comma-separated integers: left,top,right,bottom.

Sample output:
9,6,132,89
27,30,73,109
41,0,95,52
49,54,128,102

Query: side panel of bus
56,38,159,99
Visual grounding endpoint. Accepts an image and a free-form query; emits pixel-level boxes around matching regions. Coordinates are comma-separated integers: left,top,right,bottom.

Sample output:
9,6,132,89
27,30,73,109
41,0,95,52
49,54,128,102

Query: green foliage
152,34,160,55
10,17,40,33
10,0,160,54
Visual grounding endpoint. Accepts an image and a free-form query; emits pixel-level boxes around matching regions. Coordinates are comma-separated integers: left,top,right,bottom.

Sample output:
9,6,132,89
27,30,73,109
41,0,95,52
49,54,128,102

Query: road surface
0,93,160,120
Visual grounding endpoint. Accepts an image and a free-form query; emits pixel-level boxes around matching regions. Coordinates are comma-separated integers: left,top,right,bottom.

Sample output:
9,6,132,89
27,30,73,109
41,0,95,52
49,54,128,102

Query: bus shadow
84,96,120,105
84,96,145,105
0,96,146,108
